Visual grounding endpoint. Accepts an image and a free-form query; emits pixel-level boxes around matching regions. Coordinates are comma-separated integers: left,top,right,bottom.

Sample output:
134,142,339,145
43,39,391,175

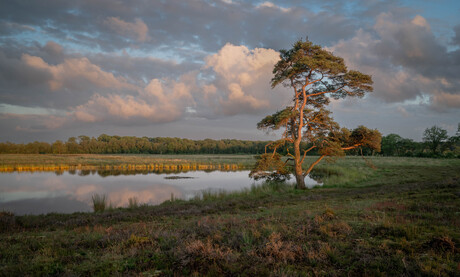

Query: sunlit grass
0,154,255,172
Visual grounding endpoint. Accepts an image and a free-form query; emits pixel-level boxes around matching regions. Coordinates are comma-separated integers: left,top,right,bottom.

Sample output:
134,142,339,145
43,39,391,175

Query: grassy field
1,156,459,275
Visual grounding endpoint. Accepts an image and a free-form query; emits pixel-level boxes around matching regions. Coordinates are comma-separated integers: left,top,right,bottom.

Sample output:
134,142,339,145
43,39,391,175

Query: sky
0,0,459,143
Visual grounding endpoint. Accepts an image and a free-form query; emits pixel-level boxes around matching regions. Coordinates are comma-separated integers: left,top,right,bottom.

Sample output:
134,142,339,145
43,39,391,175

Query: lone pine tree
250,38,381,189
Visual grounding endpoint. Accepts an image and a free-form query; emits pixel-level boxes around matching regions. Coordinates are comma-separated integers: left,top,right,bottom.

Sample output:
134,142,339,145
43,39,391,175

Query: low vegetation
91,194,107,213
0,154,255,172
1,156,459,275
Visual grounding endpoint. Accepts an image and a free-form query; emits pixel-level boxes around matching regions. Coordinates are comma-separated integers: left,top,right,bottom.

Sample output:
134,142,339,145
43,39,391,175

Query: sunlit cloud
256,2,291,13
21,54,137,91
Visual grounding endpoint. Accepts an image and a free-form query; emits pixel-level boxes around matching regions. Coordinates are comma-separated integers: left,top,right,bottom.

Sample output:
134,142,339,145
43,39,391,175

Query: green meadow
1,155,459,275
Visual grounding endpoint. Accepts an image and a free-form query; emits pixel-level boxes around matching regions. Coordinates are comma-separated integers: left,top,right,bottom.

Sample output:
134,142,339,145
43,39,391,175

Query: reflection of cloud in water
0,170,266,214
106,185,183,207
43,176,68,190
75,184,98,198
0,196,91,215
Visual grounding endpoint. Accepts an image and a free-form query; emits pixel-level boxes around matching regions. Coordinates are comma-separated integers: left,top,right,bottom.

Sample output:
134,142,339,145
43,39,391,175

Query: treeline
0,135,269,155
380,124,460,158
1,126,459,157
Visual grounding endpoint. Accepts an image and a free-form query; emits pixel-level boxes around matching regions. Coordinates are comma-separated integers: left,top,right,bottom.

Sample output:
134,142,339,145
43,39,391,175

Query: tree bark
293,139,306,189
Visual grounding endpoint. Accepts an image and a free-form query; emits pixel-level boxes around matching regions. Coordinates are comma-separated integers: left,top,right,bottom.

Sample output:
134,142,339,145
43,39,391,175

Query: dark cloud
331,13,460,109
452,24,460,46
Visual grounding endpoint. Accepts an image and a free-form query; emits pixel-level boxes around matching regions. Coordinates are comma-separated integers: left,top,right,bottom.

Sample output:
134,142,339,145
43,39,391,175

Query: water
0,170,321,215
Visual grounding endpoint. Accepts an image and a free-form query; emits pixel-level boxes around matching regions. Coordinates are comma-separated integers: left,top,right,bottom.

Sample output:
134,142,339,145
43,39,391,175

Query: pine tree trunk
294,140,306,189
295,167,306,189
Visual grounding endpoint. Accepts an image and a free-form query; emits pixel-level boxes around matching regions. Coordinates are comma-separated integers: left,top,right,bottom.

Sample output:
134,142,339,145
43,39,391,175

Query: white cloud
203,43,284,115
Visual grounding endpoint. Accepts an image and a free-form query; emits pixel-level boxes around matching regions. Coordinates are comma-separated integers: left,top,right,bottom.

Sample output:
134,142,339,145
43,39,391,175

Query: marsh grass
128,197,139,209
91,194,107,212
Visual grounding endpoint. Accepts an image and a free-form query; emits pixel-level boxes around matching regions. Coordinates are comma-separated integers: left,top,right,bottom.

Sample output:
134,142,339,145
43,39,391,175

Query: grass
0,156,459,275
91,194,107,213
128,197,139,209
0,154,255,172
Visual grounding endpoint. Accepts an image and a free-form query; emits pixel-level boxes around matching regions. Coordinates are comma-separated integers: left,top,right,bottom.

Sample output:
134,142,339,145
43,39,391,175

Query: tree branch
300,145,316,164
304,155,325,176
341,144,362,151
306,86,344,98
283,157,294,166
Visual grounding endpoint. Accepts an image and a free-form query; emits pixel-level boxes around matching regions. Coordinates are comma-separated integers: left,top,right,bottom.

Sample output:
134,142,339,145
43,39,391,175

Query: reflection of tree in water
78,170,91,176
7,163,244,175
95,169,239,177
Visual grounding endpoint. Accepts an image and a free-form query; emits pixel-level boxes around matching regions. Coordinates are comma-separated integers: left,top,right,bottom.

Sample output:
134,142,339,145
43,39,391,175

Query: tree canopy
250,38,381,189
423,125,449,154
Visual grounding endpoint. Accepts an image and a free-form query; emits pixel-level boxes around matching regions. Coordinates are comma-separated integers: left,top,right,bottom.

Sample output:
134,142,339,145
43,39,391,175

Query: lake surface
0,170,321,215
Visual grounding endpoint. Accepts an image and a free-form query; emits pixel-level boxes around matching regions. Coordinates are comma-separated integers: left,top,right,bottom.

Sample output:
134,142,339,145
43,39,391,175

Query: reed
91,194,107,212
128,197,139,209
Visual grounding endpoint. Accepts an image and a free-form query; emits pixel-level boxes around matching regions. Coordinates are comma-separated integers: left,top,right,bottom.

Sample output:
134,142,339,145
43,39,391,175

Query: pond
0,169,322,215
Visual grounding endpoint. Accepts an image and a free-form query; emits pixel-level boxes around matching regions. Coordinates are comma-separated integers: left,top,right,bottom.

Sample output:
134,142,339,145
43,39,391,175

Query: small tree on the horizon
423,125,448,155
250,38,381,189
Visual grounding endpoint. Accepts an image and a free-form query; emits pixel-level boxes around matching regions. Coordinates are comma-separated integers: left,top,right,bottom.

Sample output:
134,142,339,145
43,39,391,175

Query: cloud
1,0,460,142
0,0,363,55
0,41,198,109
72,77,193,123
67,43,290,123
104,17,149,42
0,21,35,35
21,54,137,91
330,13,460,110
256,2,291,13
396,105,410,117
203,43,284,115
1,41,287,127
0,113,68,133
104,186,183,207
431,92,460,110
452,24,460,46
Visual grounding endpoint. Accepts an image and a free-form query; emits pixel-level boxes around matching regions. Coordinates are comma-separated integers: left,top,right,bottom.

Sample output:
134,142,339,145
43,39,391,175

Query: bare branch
304,155,326,176
341,143,362,151
300,145,316,164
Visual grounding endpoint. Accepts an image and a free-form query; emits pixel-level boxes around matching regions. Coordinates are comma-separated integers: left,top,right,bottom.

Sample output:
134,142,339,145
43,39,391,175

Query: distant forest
1,132,459,158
